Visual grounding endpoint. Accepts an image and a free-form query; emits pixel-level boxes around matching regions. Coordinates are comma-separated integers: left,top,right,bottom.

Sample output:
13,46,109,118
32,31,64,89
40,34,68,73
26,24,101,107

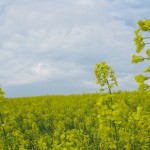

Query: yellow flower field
0,91,150,150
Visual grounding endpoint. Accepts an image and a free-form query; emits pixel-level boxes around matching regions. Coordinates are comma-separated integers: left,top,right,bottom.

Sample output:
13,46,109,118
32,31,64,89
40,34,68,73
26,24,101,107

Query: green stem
145,57,150,60
143,37,150,39
113,122,119,150
106,79,112,95
145,42,150,44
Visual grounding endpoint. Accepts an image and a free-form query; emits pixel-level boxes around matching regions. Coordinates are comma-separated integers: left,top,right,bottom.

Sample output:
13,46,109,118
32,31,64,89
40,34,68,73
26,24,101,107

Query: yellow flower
135,74,148,83
132,55,144,64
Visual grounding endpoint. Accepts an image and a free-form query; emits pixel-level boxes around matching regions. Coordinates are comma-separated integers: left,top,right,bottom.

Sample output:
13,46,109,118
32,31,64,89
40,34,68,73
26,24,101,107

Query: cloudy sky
0,0,150,97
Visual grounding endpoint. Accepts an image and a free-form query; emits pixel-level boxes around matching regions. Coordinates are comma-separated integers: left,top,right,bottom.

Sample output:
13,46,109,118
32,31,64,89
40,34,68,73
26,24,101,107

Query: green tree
132,19,150,91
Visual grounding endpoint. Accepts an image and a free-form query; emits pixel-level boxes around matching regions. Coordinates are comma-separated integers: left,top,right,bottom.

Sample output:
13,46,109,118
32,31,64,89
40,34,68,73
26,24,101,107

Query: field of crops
0,91,150,150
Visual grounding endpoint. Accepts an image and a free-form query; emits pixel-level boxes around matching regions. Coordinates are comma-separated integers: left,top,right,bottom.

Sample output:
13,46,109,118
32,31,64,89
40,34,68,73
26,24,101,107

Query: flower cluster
95,62,118,93
1,91,150,149
0,94,100,149
97,91,150,150
132,19,150,91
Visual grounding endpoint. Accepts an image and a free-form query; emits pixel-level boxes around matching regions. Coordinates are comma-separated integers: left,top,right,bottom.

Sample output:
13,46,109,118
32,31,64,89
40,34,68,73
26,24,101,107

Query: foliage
0,92,150,149
95,62,118,93
0,94,100,150
97,91,150,150
132,19,150,91
0,87,5,98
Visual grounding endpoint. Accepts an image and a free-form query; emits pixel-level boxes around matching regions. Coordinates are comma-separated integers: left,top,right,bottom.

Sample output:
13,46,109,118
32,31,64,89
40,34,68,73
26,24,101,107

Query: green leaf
138,83,149,91
135,29,140,36
134,35,145,53
144,20,150,30
138,19,150,31
135,74,148,83
138,20,144,27
146,49,150,57
144,67,150,73
132,55,144,64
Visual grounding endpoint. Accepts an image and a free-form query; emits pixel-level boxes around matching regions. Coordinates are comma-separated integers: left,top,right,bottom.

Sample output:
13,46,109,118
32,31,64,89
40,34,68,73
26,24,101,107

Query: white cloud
32,63,56,76
116,73,138,91
76,0,93,5
0,0,10,6
81,80,98,89
0,58,87,87
0,0,150,96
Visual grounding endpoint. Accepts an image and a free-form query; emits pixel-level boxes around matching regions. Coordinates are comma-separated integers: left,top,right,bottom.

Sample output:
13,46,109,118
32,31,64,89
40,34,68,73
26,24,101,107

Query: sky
0,0,150,97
